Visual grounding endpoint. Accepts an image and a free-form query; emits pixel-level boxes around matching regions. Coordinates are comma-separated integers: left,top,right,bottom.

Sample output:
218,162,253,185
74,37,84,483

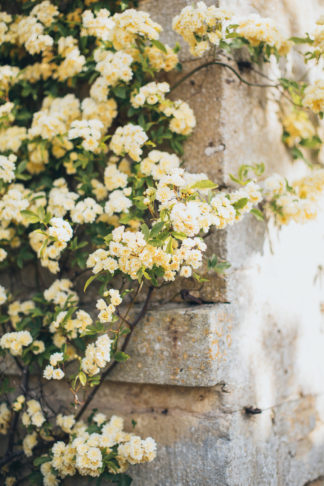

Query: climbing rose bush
0,1,323,485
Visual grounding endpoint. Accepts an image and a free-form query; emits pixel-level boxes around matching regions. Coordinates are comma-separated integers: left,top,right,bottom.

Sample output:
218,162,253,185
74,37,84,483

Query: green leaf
290,35,313,44
208,254,231,274
190,179,218,190
172,231,187,240
213,262,231,274
113,86,127,99
114,351,130,362
291,146,305,160
166,237,174,254
141,223,150,241
151,39,167,53
233,197,248,210
79,371,87,386
33,456,51,467
229,174,242,185
0,376,14,396
118,474,133,486
192,273,209,283
84,274,100,292
20,210,40,224
150,221,164,237
250,208,264,221
299,135,322,148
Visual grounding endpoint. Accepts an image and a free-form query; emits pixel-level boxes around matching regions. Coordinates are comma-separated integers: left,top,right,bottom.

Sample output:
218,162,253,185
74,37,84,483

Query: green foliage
230,163,265,186
207,255,231,274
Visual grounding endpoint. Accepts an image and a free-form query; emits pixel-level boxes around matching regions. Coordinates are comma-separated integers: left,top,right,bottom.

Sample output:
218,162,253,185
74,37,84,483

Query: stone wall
92,1,324,484
6,1,324,485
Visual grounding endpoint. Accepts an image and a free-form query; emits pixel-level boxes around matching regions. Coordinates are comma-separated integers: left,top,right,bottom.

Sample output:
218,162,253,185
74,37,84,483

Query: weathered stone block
110,303,235,386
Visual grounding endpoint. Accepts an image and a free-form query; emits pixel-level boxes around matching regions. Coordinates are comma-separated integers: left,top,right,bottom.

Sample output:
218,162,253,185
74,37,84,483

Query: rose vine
0,1,323,486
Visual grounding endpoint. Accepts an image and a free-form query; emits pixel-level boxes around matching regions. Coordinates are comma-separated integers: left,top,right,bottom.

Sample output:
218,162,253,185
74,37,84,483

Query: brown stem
0,450,24,468
74,286,154,422
6,367,29,457
170,60,279,93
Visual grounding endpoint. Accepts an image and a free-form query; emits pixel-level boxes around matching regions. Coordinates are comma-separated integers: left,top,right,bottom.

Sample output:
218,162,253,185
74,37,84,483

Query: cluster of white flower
68,119,104,152
48,217,73,243
173,2,232,56
81,9,115,40
0,154,16,183
43,352,65,380
49,309,93,340
81,97,117,131
91,178,108,201
282,110,315,147
86,248,119,275
87,174,261,282
0,184,30,225
44,279,78,306
0,125,27,153
0,101,14,125
303,80,324,113
30,216,73,274
87,225,199,282
104,163,128,191
30,1,59,27
29,94,80,141
8,300,35,327
22,399,45,429
29,229,65,274
40,461,59,486
56,413,75,433
48,179,79,217
110,124,148,161
0,12,13,45
93,49,133,96
23,432,38,457
43,413,156,482
17,15,53,55
105,188,132,217
0,402,11,434
170,200,217,237
235,15,292,55
141,150,180,180
144,44,179,72
12,394,25,412
131,82,170,108
0,66,19,93
0,330,32,356
54,41,86,81
160,100,196,136
173,3,292,57
32,340,45,355
71,197,103,224
96,289,122,324
81,334,112,376
263,170,324,224
312,17,324,54
110,9,162,50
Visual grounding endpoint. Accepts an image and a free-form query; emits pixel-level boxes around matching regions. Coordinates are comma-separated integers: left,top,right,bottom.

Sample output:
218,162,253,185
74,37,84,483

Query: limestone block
110,303,235,386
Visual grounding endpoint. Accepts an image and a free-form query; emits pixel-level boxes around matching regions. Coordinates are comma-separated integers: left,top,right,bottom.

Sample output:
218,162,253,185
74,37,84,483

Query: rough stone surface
110,303,235,386
3,1,324,485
